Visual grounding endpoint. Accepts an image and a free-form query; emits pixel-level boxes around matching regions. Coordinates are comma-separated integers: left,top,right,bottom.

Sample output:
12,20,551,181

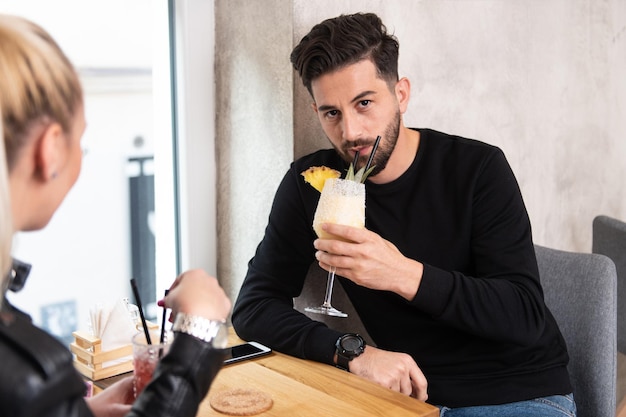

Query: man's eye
326,110,339,118
359,100,371,107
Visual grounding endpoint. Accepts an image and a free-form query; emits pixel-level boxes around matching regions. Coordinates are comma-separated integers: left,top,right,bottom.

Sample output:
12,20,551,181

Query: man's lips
350,144,372,157
349,143,374,155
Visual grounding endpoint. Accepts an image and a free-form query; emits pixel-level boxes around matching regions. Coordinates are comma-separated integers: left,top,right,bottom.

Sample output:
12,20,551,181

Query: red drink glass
132,330,172,398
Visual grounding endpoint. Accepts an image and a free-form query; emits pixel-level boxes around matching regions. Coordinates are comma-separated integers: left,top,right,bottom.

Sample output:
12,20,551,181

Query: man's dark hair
290,13,400,96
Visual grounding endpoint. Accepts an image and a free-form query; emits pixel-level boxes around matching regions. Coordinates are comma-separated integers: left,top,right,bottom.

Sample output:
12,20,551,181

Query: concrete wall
216,0,626,301
215,0,294,299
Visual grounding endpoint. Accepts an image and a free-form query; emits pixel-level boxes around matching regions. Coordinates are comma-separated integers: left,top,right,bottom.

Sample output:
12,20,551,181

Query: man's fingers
410,368,428,401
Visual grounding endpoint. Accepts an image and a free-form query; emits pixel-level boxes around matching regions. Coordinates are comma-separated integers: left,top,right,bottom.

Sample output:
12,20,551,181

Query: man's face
310,59,401,176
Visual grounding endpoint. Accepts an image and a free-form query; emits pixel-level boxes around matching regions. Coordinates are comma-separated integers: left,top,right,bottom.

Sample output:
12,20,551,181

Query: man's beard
336,110,401,177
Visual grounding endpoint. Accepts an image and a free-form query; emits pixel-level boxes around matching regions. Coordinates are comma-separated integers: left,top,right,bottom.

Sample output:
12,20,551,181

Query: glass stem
322,266,337,308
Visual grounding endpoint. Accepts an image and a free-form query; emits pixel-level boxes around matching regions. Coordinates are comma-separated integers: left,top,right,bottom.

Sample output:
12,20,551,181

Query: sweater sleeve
412,147,546,346
232,165,344,365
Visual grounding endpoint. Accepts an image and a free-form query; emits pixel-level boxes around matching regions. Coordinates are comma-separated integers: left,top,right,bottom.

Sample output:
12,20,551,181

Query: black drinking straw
352,149,360,169
159,289,169,345
130,278,152,345
158,289,169,358
364,135,381,173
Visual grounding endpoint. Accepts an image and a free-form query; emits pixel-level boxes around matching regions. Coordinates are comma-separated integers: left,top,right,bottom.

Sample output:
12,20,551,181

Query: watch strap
336,351,351,371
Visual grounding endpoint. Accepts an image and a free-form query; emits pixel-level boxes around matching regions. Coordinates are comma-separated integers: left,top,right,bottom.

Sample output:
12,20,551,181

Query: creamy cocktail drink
313,178,365,241
302,137,379,317
306,177,365,317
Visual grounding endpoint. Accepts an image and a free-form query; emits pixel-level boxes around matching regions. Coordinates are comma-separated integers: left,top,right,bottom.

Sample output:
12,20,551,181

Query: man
232,12,575,415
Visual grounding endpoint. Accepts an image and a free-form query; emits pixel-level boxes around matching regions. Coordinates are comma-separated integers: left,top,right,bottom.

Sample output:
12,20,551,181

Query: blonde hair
0,105,11,304
0,14,83,172
0,14,83,304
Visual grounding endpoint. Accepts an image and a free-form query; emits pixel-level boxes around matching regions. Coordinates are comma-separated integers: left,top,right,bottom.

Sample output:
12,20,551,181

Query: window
4,0,179,342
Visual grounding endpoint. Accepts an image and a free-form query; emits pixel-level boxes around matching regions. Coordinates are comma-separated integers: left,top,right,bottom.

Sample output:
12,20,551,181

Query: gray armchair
536,244,617,417
593,215,626,353
593,214,626,415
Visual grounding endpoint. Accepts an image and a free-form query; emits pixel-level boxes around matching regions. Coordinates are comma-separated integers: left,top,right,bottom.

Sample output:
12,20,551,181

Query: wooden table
92,331,439,417
196,333,439,417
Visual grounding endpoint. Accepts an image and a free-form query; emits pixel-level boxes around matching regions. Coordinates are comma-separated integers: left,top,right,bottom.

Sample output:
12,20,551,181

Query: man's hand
349,346,428,401
314,223,424,300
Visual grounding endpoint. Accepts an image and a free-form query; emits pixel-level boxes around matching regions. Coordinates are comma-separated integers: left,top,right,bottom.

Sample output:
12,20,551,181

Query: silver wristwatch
172,313,229,349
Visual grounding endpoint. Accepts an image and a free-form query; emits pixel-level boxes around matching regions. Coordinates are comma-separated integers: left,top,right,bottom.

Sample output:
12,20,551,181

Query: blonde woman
0,14,231,417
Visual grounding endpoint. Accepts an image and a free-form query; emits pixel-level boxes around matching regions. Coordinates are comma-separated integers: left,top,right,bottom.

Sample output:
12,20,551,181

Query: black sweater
232,128,572,407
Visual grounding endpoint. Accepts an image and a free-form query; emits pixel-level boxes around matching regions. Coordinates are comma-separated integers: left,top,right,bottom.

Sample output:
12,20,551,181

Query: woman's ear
35,122,65,181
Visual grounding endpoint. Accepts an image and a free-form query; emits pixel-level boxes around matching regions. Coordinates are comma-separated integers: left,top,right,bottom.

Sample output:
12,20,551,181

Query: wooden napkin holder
71,330,134,380
71,322,157,380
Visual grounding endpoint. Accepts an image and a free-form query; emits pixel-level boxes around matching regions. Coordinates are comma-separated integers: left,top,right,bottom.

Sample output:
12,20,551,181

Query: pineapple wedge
301,166,341,193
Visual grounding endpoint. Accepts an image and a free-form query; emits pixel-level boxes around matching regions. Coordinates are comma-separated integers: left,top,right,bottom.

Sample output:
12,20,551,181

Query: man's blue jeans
437,394,576,417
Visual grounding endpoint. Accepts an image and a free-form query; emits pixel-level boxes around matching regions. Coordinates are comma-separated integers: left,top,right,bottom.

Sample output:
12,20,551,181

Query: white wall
172,0,218,276
214,0,294,300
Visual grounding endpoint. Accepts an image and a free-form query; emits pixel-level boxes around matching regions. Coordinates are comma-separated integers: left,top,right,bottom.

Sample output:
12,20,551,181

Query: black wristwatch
335,333,366,371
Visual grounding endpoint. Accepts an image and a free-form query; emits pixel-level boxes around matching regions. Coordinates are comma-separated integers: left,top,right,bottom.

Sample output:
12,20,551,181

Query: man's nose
341,112,363,142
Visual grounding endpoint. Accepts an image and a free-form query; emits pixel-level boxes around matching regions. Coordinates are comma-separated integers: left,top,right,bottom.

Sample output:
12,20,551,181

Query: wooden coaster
209,388,273,416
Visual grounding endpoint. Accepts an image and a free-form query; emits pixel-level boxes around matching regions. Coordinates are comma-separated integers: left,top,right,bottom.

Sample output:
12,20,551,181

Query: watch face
341,335,363,351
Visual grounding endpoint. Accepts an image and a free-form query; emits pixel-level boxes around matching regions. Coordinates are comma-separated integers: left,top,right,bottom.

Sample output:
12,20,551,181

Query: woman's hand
85,376,133,417
158,269,231,322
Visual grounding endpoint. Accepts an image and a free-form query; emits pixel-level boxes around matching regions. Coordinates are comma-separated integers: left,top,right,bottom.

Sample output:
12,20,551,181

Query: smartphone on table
224,341,272,365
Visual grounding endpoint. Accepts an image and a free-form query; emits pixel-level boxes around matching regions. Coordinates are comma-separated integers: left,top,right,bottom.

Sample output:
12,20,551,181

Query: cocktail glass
305,177,365,317
132,329,172,398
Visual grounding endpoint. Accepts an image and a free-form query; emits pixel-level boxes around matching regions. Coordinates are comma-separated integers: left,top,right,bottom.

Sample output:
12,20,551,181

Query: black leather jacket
0,266,225,417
